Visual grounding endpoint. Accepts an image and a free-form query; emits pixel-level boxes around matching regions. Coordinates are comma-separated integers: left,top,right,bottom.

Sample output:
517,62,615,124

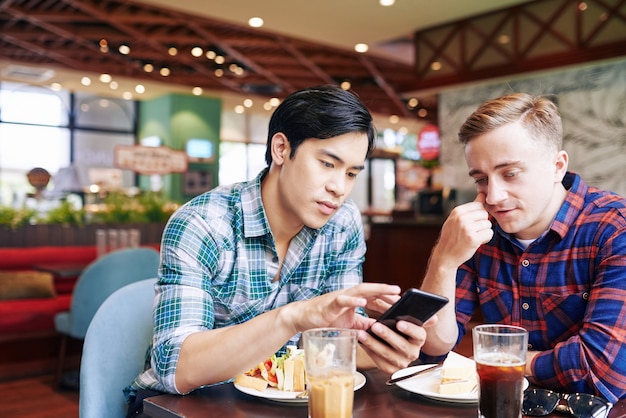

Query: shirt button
272,256,279,263
582,292,589,300
528,343,533,350
521,259,530,267
522,302,530,310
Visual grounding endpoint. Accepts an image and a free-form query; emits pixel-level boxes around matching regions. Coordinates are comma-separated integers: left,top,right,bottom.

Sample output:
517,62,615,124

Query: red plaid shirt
456,172,626,402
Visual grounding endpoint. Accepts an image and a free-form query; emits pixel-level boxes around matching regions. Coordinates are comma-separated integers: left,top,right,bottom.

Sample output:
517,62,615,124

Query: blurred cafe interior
0,0,625,406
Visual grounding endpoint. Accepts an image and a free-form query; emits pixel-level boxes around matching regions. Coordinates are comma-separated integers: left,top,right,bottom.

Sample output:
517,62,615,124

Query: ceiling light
578,2,588,11
160,67,171,76
407,98,419,108
50,83,62,91
81,76,91,86
234,105,245,114
340,81,351,90
270,98,280,106
99,39,109,53
263,102,273,110
379,0,395,5
215,56,225,65
135,84,145,94
206,50,217,60
168,47,178,56
122,91,133,100
248,17,264,28
389,115,399,124
191,47,203,57
109,81,119,90
498,35,511,44
354,43,368,53
418,109,428,118
143,63,154,73
430,61,442,71
243,99,253,108
99,74,112,83
192,87,203,96
215,69,224,77
118,44,130,55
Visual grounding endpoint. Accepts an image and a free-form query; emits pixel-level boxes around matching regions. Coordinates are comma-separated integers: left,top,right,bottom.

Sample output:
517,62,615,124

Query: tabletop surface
143,368,625,418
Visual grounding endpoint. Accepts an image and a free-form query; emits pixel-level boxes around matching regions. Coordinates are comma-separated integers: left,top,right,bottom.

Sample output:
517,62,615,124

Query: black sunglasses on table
522,388,613,418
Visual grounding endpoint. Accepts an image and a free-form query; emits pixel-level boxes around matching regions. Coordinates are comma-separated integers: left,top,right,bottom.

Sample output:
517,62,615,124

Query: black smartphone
367,288,449,343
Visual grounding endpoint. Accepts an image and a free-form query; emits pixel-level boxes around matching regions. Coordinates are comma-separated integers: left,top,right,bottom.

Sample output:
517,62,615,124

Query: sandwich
234,345,306,392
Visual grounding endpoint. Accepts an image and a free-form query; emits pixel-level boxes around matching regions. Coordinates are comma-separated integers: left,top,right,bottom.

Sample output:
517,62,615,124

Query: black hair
264,85,376,165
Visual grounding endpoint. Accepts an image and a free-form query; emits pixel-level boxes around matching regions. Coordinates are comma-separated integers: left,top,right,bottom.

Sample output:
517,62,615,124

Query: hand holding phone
367,288,449,344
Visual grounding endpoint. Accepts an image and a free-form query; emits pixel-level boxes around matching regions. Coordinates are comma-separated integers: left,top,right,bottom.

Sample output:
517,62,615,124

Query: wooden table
143,369,625,418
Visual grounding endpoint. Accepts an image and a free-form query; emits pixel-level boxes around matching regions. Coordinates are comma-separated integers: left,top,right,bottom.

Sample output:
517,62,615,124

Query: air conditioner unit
1,65,55,82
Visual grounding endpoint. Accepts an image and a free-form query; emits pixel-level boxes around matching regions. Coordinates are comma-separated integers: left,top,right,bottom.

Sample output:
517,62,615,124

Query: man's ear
554,150,569,182
270,132,290,166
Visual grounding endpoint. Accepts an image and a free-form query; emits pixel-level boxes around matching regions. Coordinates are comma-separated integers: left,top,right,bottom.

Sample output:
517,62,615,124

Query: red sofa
0,243,161,381
0,246,97,335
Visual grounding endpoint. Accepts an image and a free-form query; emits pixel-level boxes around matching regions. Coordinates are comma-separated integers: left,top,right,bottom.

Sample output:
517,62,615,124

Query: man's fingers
345,283,401,299
474,192,486,205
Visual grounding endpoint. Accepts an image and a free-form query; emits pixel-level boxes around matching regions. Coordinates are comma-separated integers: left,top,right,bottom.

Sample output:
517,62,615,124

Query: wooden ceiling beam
411,0,626,92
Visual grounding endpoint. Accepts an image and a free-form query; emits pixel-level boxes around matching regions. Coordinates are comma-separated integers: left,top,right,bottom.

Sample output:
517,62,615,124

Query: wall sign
417,125,441,161
114,145,188,175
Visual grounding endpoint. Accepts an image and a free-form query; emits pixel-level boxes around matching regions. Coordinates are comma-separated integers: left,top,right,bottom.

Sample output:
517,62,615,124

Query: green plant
0,206,36,228
0,191,179,227
136,191,178,223
93,191,179,224
45,200,85,226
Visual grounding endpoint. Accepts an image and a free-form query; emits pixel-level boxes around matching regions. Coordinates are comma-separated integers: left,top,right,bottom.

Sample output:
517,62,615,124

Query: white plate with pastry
391,351,528,404
234,371,367,404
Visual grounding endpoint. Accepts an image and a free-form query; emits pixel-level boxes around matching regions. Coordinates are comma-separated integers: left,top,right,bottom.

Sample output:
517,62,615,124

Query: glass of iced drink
473,324,528,418
303,328,357,418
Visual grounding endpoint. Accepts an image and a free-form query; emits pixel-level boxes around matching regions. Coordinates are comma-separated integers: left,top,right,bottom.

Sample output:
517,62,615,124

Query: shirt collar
550,171,587,239
241,168,271,238
240,168,324,241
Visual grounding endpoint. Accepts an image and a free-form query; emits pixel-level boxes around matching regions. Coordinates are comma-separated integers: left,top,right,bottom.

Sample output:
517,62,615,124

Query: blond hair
458,93,563,152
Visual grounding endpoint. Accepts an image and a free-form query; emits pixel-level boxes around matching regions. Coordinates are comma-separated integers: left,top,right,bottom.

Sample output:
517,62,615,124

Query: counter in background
363,219,443,291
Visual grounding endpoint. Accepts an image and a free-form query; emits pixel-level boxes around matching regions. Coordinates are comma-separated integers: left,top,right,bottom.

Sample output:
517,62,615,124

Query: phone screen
367,288,448,343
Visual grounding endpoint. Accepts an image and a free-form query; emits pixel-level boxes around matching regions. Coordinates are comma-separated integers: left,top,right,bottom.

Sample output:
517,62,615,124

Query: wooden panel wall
363,222,441,291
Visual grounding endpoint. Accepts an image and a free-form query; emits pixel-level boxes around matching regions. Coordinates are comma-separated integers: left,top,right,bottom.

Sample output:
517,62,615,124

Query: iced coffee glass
303,328,357,418
473,324,528,418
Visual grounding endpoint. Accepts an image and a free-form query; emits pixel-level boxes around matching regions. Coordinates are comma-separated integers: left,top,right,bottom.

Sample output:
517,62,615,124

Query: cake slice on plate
438,351,477,395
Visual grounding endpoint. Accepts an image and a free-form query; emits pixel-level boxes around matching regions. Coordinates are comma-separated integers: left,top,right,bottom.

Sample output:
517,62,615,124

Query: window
219,142,266,184
219,110,269,185
0,82,136,206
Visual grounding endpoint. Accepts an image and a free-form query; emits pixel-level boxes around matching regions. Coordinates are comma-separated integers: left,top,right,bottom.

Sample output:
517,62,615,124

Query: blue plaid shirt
126,169,366,397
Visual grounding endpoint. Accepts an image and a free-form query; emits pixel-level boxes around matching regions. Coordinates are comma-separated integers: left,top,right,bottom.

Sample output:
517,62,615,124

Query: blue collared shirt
126,169,366,397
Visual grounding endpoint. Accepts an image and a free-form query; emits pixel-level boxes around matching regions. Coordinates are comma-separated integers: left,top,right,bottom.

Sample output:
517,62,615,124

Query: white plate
392,364,529,404
234,371,366,404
